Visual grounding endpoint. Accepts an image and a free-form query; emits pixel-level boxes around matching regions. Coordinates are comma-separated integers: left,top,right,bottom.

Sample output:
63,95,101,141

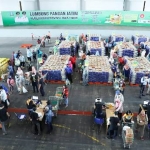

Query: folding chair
14,113,27,124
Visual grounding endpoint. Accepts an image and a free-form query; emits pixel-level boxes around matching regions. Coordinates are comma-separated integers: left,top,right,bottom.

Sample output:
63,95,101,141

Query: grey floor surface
0,37,150,150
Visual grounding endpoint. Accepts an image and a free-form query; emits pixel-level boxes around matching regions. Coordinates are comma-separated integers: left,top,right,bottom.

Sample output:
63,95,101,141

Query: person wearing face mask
139,74,148,98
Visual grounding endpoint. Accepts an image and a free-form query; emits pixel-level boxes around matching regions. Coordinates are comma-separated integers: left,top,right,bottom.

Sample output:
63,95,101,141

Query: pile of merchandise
111,35,125,42
39,55,70,81
132,35,149,44
59,41,75,55
87,56,113,83
114,42,137,57
89,34,101,41
86,41,105,55
125,56,150,84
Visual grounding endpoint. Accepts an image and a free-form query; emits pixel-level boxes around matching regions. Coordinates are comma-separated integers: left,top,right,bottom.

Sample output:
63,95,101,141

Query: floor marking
53,124,105,146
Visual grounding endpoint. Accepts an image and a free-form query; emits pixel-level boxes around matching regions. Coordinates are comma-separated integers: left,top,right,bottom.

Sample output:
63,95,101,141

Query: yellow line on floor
53,124,105,146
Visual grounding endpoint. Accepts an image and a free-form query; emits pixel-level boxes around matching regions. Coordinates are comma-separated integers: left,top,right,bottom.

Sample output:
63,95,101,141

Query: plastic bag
23,86,28,93
65,79,70,85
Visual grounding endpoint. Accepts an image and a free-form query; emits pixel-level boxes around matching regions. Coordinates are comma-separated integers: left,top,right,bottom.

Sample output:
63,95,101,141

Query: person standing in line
44,106,53,134
30,72,39,93
26,47,32,62
38,75,45,96
7,76,15,94
139,74,148,98
0,103,10,135
65,64,73,84
19,53,25,68
82,66,89,86
136,110,148,140
30,107,41,135
32,50,37,62
63,85,69,108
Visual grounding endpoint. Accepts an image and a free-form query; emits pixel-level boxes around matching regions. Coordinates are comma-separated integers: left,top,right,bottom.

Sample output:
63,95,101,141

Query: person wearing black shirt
38,75,45,96
107,112,120,139
94,98,106,119
30,107,41,135
30,73,39,93
70,44,75,56
0,104,10,135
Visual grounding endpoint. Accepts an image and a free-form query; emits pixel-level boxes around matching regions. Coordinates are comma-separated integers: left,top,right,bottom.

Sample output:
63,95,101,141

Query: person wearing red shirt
69,54,76,70
63,85,69,108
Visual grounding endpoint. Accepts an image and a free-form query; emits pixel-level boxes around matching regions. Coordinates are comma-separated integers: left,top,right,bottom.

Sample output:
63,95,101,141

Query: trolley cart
55,87,63,105
122,122,134,149
49,96,62,117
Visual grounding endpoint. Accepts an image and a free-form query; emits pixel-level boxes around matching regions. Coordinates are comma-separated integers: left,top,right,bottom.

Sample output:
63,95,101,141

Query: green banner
1,10,150,26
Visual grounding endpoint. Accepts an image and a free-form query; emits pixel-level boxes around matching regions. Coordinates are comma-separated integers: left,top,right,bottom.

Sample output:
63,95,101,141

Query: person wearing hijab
136,110,148,140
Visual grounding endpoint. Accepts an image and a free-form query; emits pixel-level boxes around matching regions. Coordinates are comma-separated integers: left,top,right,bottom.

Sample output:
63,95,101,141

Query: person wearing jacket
65,64,73,84
44,106,53,134
69,54,76,70
63,85,69,108
114,90,124,120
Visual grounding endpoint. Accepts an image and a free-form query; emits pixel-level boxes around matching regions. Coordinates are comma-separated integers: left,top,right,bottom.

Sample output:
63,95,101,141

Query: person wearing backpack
7,76,15,94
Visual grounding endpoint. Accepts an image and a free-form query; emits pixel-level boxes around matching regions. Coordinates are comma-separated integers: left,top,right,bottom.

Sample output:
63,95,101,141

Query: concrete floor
0,38,150,150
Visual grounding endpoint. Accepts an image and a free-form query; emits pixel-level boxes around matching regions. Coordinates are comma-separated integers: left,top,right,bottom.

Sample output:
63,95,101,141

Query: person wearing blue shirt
65,64,73,83
45,106,53,134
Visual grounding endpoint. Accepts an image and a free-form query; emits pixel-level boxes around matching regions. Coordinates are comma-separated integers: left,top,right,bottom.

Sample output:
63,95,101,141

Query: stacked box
59,41,76,55
0,58,9,77
125,128,134,143
114,42,137,57
132,35,149,44
87,41,105,56
87,56,113,83
124,56,150,84
89,34,101,41
111,35,125,42
39,55,70,81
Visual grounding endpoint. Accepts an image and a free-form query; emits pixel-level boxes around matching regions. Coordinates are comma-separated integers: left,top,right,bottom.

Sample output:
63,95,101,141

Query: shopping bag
65,79,70,85
23,86,28,93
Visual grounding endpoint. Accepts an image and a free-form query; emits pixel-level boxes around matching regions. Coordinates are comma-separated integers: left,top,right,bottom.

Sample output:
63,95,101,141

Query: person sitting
93,98,106,119
107,111,120,139
122,110,134,123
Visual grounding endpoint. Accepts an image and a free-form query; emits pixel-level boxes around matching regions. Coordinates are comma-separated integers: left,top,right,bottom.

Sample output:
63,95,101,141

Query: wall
0,12,3,25
21,0,38,11
39,0,80,10
82,0,124,10
124,0,145,11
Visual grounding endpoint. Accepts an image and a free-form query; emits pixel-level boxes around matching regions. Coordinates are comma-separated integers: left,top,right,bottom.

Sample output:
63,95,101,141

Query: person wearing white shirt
139,75,148,98
21,11,29,22
0,86,8,109
19,53,25,68
26,47,32,62
146,77,150,95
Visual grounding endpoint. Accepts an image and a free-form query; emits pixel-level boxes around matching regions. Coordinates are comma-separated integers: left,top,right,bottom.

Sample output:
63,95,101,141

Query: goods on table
39,55,70,81
66,34,79,42
0,58,9,77
125,128,134,143
59,41,75,55
111,35,125,42
87,41,105,55
124,56,150,84
114,42,137,57
89,34,101,41
132,35,149,44
87,56,113,83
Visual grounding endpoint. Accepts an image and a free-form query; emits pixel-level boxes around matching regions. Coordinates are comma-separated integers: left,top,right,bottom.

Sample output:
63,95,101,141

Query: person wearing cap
7,76,15,94
114,90,124,120
0,103,10,135
44,106,54,134
139,74,148,98
15,12,21,22
107,111,120,139
21,11,29,22
93,98,106,119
